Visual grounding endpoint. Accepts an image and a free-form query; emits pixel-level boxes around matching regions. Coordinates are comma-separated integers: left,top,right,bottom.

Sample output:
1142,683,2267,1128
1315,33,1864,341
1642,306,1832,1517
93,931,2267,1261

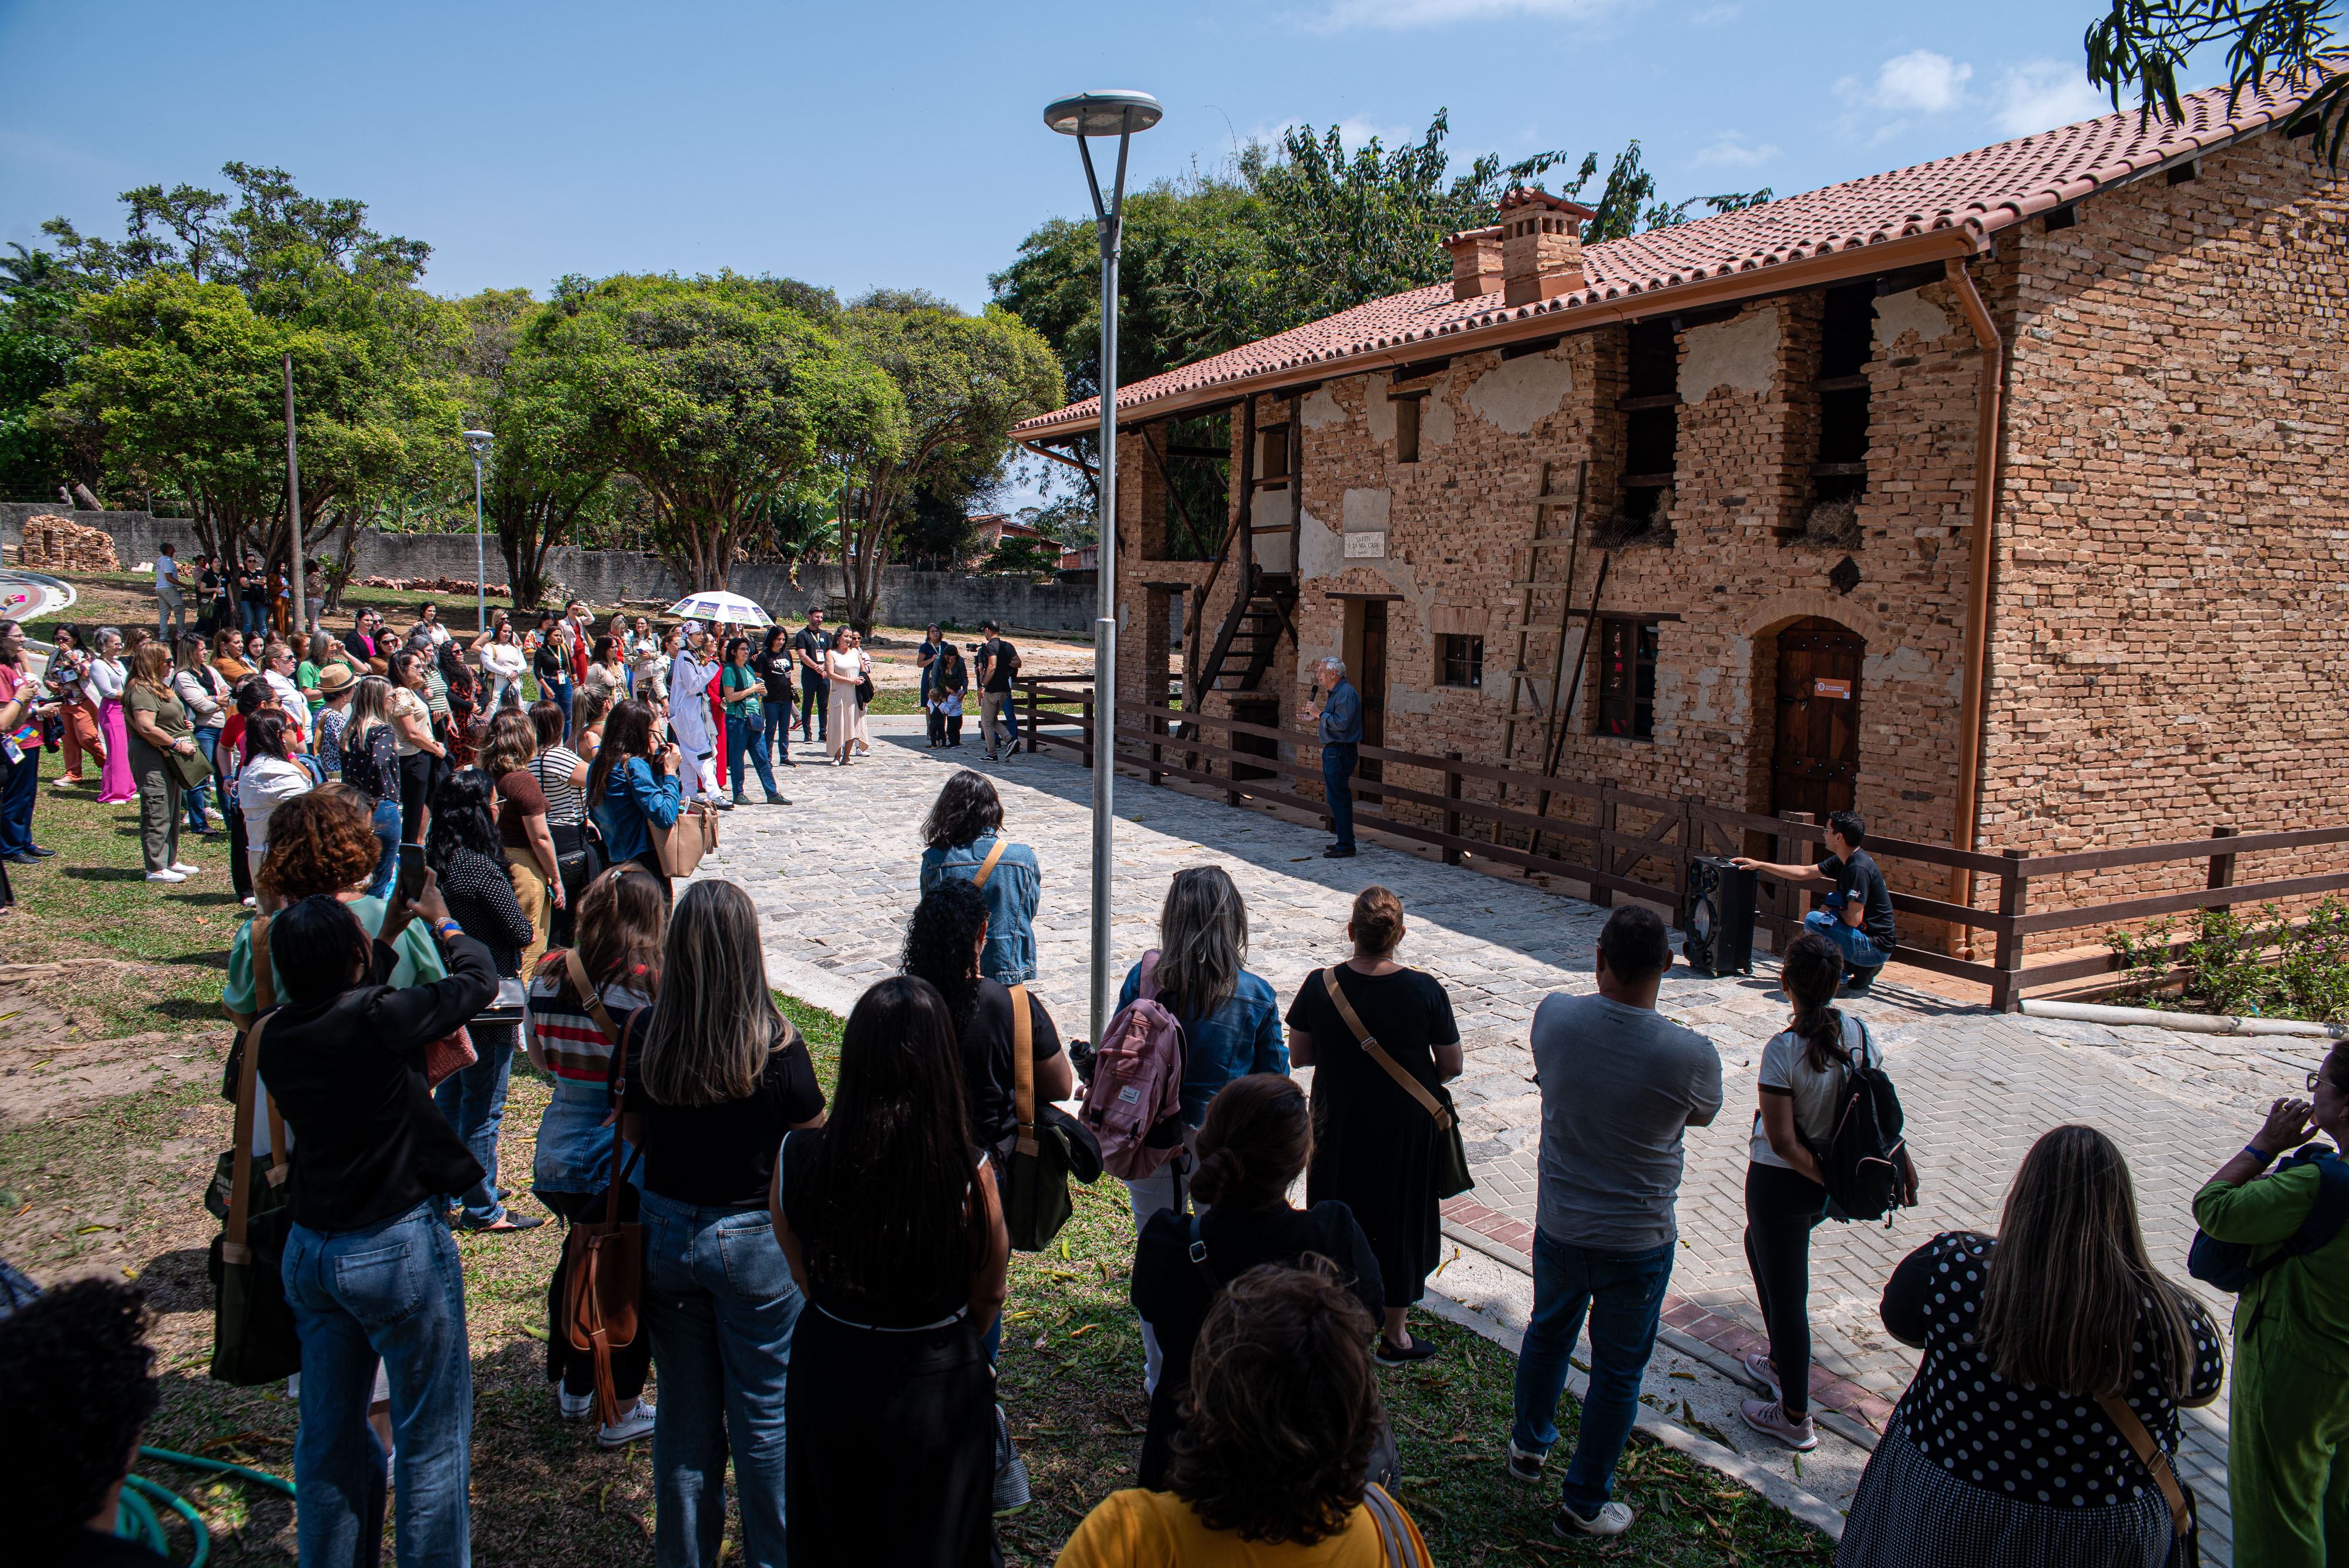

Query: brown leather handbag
557,949,646,1426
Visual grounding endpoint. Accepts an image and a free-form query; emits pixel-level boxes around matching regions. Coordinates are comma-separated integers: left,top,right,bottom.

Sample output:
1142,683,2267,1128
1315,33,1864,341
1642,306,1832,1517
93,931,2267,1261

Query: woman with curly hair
424,770,541,1233
1059,1260,1435,1566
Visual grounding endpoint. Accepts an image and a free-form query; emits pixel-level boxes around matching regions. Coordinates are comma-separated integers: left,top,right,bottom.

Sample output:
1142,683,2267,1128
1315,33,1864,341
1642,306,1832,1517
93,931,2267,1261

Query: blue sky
4,0,2159,312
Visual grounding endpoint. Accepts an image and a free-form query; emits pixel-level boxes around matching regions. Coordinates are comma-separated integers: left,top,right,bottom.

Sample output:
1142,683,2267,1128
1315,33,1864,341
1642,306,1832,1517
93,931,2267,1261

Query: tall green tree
2085,0,2347,161
0,244,85,500
530,272,901,593
830,293,1064,628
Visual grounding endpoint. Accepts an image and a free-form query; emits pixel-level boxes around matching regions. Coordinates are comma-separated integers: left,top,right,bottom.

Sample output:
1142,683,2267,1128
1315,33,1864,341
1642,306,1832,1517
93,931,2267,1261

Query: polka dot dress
1835,1231,2222,1568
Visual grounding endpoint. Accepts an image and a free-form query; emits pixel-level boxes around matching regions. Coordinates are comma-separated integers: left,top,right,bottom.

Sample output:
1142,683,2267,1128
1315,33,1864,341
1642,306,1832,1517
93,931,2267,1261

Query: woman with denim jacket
586,699,684,906
916,769,1040,985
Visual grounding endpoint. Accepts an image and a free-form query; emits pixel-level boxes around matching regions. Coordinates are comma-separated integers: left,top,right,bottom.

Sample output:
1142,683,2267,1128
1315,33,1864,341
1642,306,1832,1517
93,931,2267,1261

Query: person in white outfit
667,626,722,805
826,629,868,765
479,622,527,712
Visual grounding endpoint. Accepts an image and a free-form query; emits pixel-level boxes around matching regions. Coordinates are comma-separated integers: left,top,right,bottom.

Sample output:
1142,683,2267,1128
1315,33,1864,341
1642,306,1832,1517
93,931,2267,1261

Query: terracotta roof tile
1017,75,2323,435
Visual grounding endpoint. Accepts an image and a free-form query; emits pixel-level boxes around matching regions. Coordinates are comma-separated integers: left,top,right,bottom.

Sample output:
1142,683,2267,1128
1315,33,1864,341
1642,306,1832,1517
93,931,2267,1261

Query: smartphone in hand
397,843,426,903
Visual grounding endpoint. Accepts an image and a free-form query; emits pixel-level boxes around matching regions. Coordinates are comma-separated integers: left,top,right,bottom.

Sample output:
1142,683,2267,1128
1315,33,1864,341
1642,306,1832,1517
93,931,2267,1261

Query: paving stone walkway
695,721,2327,1563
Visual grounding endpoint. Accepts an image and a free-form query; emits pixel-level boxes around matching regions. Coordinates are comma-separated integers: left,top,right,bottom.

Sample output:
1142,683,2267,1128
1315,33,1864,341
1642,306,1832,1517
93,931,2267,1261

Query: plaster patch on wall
1384,684,1443,716
1873,288,1954,349
1680,311,1780,399
1863,644,1936,685
1944,669,1965,699
1342,489,1392,533
1298,507,1343,581
1466,351,1573,435
1302,385,1348,431
1422,375,1456,447
1366,380,1396,444
1722,635,1752,726
1690,661,1724,724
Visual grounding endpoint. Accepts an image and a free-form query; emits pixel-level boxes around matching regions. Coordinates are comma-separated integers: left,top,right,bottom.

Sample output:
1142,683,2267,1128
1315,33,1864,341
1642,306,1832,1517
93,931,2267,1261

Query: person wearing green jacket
2192,1047,2349,1568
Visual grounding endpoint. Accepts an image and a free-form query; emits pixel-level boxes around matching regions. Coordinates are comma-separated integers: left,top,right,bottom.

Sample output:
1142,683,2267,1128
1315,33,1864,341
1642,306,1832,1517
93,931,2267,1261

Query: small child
931,689,964,749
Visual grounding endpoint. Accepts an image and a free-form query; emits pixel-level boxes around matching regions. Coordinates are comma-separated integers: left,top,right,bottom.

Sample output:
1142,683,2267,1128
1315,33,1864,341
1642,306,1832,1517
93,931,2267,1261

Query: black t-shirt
534,642,569,689
1282,965,1459,1107
979,638,1017,693
751,646,795,702
1131,1200,1385,1488
1820,847,1897,954
618,1022,826,1208
236,566,266,599
959,979,1062,1149
791,627,830,677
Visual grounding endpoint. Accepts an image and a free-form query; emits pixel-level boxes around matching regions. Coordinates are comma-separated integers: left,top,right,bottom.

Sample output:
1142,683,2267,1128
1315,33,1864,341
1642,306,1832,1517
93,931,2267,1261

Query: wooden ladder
1497,459,1590,780
1190,566,1298,714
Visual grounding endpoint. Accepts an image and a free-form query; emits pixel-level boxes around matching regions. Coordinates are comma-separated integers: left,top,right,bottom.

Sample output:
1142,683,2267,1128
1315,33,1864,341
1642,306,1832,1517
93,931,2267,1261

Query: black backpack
1808,1019,1911,1225
2188,1147,2349,1292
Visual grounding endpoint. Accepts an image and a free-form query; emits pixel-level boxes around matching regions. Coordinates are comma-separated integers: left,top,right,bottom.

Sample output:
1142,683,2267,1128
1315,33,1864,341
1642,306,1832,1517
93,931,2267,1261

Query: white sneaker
597,1397,655,1448
557,1388,594,1422
144,869,187,883
1742,1351,1782,1401
240,895,257,907
169,862,201,874
1553,1501,1637,1539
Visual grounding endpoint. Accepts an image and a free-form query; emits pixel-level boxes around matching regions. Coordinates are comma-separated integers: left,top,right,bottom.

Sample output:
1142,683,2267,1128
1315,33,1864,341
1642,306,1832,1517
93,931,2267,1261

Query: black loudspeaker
1684,857,1758,977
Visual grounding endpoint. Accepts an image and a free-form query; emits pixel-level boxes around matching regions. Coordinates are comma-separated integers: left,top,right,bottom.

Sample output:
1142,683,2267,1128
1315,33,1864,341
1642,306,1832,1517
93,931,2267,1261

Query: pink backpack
1080,951,1188,1181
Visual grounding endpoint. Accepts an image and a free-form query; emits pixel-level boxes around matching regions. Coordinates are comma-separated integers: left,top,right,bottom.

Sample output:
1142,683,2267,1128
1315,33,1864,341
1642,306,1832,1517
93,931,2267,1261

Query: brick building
1014,80,2348,950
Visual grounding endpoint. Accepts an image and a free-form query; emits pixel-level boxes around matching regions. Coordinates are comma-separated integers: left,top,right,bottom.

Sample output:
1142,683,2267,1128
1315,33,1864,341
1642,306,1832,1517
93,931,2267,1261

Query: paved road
695,721,2327,1562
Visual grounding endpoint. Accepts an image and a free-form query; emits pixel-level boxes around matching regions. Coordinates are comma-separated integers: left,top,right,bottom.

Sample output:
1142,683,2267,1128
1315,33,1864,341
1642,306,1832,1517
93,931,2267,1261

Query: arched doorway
1770,618,1864,821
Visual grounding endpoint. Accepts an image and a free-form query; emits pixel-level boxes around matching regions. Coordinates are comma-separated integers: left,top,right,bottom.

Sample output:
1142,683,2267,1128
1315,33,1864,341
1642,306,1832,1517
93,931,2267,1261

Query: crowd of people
0,564,2342,1566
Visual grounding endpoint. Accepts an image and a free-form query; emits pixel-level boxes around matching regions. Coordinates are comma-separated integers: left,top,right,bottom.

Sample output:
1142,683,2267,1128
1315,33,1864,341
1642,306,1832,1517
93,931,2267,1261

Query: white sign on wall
1342,531,1387,559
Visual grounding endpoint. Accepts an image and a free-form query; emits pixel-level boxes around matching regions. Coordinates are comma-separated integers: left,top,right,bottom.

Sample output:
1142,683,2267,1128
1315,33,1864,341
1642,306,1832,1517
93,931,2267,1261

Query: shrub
2104,898,2349,1021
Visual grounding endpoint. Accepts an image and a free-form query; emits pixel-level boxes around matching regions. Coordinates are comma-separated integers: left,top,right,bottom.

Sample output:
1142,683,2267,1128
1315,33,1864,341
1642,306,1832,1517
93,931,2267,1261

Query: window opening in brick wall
1392,394,1423,463
1795,282,1874,547
1257,422,1291,483
1593,617,1658,739
1156,410,1231,562
1440,634,1483,688
1604,321,1678,548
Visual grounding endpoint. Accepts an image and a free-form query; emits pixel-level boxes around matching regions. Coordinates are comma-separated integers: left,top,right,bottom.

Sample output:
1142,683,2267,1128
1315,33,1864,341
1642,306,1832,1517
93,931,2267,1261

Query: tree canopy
2084,0,2347,163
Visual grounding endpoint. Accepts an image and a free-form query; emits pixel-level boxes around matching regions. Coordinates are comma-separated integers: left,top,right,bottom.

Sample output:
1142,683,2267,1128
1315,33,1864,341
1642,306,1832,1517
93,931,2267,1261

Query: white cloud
1691,1,1741,22
1301,0,1616,31
1245,115,1422,152
1693,131,1780,169
1846,48,1973,113
1991,58,2114,136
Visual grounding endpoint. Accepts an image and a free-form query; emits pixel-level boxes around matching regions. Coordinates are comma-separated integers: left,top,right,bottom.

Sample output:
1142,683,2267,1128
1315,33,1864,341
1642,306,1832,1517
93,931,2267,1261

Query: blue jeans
761,698,793,767
185,725,221,829
724,712,778,800
641,1189,801,1568
1512,1230,1674,1517
1322,742,1358,849
240,598,266,637
1804,908,1890,973
0,744,38,855
433,1026,516,1224
549,681,573,739
282,1202,473,1567
365,798,401,899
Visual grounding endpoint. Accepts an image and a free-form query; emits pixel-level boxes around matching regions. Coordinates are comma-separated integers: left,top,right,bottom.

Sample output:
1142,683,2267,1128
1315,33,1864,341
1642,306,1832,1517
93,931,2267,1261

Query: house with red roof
1015,77,2347,952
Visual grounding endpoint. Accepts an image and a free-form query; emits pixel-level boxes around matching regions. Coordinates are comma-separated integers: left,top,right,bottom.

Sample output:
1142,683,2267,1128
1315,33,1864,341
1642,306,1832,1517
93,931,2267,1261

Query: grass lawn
0,790,1832,1565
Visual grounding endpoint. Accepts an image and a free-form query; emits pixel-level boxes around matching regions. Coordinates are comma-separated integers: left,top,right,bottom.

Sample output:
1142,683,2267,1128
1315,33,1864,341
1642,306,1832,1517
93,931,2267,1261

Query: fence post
1149,712,1165,787
1590,780,1621,907
2206,823,2239,891
1443,752,1463,865
1768,811,1814,951
1988,847,2030,1013
1677,795,1700,928
1081,695,1093,772
1024,681,1036,753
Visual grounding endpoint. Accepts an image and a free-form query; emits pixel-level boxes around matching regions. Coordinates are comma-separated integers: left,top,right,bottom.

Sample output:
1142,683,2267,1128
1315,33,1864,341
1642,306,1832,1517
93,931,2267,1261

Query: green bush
2105,898,2349,1021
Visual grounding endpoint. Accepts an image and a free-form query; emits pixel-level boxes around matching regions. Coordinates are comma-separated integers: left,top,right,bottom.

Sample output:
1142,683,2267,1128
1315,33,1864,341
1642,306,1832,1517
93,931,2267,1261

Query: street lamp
464,430,494,635
1044,88,1162,1048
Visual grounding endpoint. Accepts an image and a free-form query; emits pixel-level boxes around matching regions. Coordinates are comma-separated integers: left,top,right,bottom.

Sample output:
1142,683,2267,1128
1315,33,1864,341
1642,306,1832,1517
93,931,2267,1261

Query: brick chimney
1497,188,1595,307
1442,226,1504,301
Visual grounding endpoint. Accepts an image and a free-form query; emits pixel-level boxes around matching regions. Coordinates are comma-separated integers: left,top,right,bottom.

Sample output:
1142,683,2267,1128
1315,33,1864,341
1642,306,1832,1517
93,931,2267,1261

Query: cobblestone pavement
697,722,2326,1562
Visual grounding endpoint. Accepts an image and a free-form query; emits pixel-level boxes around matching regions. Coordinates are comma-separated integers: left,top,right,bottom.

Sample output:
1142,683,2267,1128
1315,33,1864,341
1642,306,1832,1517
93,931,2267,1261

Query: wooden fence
1014,678,2349,1012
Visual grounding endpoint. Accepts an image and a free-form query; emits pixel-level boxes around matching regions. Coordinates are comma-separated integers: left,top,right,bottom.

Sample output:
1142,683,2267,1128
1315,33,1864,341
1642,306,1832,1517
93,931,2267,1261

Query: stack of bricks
17,513,119,573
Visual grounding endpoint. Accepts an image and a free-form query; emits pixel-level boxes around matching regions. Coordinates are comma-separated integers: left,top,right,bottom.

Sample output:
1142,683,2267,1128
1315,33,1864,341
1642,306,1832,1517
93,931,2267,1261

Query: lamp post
1044,88,1162,1048
464,430,494,634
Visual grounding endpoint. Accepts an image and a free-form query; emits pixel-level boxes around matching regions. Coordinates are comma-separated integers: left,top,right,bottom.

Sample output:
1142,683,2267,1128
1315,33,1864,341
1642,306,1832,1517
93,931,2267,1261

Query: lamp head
1043,90,1162,137
463,429,494,456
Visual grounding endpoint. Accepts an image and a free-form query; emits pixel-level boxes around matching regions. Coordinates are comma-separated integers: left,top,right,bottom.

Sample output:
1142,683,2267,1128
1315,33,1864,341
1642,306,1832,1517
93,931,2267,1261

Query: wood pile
17,513,120,573
355,574,510,595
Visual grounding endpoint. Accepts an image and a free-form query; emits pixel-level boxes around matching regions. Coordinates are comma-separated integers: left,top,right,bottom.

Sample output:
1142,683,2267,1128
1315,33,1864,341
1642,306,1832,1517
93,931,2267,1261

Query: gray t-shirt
1529,992,1724,1252
1749,1012,1876,1170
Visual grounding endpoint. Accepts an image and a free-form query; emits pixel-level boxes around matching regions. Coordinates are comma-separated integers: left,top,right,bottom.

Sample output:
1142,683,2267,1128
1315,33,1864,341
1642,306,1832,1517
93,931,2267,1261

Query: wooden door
1358,601,1387,788
1771,618,1862,821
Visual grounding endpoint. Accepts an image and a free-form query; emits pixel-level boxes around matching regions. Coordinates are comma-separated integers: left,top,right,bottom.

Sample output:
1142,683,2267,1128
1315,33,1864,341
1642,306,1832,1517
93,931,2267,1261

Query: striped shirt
523,968,653,1085
531,746,588,825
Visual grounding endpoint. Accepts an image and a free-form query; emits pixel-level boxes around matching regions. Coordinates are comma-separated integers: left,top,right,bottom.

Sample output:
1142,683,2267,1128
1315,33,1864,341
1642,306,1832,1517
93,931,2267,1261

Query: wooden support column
1989,847,2030,1013
2207,823,2240,890
1443,753,1463,864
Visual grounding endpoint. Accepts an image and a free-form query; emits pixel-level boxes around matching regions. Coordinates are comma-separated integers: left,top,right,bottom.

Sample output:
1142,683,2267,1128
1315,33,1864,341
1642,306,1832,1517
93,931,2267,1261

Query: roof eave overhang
1015,224,1991,443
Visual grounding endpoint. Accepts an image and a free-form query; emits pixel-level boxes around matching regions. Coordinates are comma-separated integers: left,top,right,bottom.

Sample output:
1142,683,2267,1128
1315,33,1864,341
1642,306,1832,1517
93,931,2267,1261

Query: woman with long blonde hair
625,881,825,1562
1838,1124,2223,1566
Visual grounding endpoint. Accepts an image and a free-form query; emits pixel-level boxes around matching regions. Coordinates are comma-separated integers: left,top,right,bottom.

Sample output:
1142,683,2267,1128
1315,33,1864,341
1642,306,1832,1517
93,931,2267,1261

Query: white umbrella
668,590,772,628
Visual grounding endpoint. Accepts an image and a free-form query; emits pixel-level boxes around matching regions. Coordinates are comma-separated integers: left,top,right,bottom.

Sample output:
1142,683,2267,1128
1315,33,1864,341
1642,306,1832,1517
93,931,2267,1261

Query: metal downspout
1943,256,2005,955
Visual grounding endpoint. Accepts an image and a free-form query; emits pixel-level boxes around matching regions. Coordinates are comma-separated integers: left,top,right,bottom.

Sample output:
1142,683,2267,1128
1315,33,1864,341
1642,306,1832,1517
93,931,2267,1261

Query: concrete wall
0,502,1099,631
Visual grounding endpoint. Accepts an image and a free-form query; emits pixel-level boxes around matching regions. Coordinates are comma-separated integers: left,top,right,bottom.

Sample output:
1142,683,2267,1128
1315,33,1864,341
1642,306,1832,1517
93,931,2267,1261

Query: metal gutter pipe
1942,256,2007,953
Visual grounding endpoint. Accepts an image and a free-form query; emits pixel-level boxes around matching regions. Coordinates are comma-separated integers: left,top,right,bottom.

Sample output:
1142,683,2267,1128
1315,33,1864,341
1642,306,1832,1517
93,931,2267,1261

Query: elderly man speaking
1297,655,1363,859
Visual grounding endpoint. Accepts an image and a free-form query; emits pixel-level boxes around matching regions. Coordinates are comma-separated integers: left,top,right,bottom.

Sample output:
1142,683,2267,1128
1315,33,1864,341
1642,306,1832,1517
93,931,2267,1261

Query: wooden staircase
1176,567,1297,744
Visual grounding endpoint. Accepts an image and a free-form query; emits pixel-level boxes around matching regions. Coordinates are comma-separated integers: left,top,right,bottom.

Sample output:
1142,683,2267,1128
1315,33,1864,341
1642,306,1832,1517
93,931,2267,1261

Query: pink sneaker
1739,1397,1818,1451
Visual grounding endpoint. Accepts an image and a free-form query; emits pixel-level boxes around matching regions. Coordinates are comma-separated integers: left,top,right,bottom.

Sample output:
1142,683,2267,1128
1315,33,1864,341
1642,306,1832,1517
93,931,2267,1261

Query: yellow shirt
1055,1489,1432,1568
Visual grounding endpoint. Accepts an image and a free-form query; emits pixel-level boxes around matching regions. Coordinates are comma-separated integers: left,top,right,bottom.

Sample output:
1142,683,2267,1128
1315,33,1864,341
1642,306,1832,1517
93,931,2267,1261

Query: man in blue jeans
1510,906,1722,1539
1734,807,1897,995
1297,655,1362,858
